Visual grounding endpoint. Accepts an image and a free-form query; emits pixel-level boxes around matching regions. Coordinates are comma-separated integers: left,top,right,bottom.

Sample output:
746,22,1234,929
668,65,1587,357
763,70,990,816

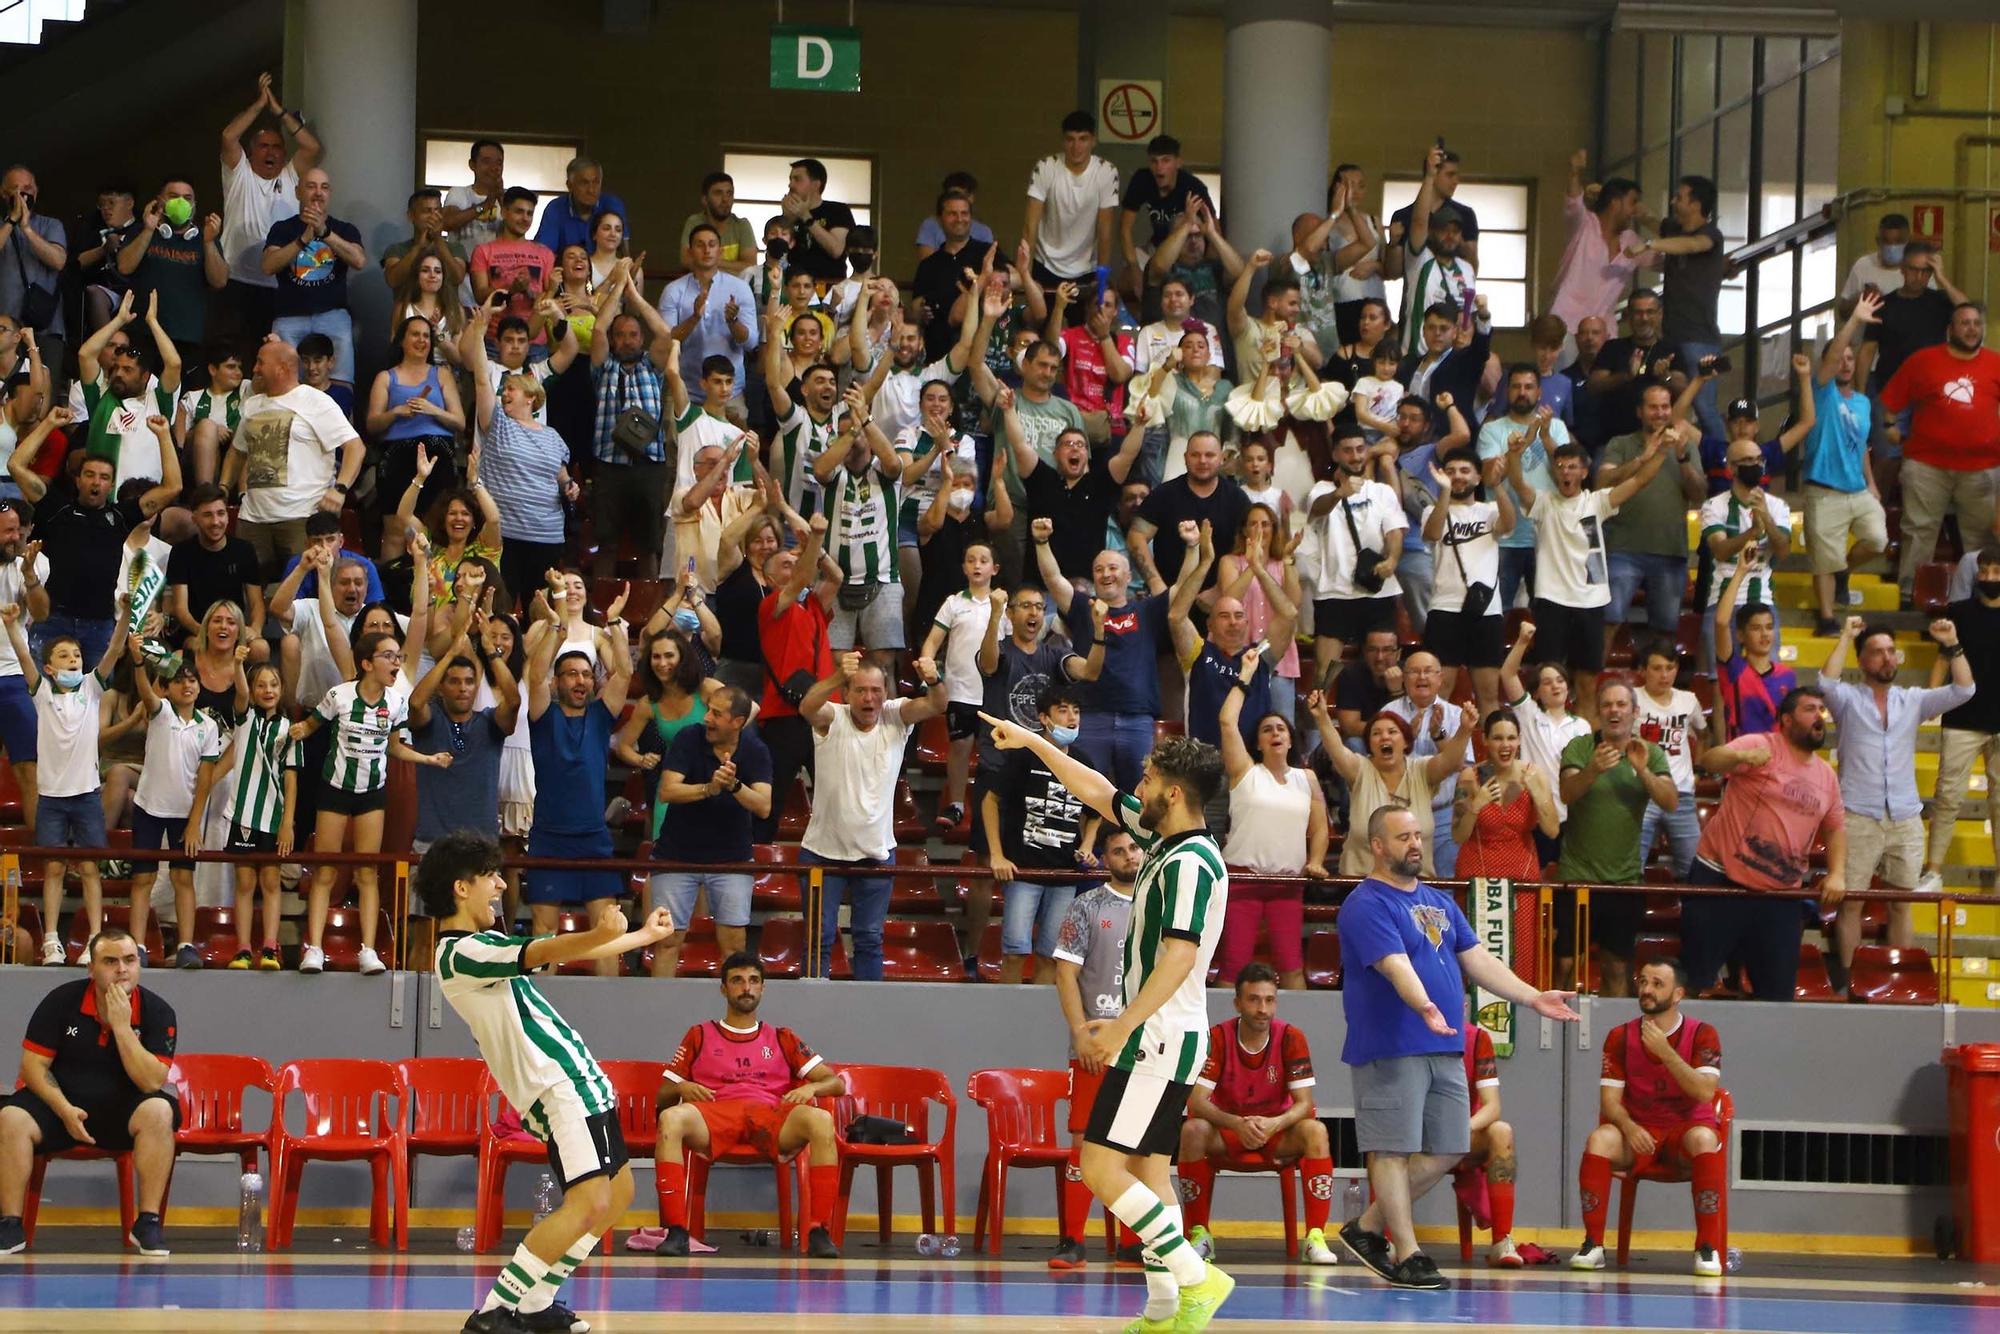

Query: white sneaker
1569,1243,1606,1270
1693,1245,1723,1277
39,936,64,966
1915,870,1944,897
299,945,325,974
1489,1236,1523,1268
1300,1227,1337,1264
356,946,386,975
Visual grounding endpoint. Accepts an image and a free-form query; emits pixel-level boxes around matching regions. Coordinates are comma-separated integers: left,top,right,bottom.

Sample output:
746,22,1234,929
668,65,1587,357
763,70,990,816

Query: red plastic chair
267,1059,409,1250
1613,1088,1732,1265
1304,931,1342,989
397,1057,490,1166
891,780,925,840
21,1148,137,1246
826,1064,957,1246
680,1140,812,1253
879,920,963,982
65,906,164,965
0,760,23,822
758,915,850,980
975,921,1005,983
473,1060,663,1254
753,843,803,912
1209,1148,1301,1259
551,909,627,977
321,907,396,973
1795,942,1838,1002
913,714,951,775
1,902,41,963
887,846,942,913
1850,945,1939,1004
1914,562,1953,615
777,778,812,839
672,916,724,977
192,905,244,967
967,1068,1070,1254
1632,933,1681,973
171,1053,276,1176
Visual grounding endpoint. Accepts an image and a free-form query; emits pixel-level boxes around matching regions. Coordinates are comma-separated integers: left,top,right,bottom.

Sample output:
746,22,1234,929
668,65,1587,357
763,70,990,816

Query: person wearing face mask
115,180,226,362
1698,388,1807,666
1838,213,1926,317
1924,550,2000,904
1818,617,1975,992
985,682,1095,984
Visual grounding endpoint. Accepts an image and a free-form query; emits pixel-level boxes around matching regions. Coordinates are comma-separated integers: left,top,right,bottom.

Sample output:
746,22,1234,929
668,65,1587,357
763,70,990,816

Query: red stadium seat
192,905,244,968
20,1148,136,1247
1209,1147,1301,1259
777,778,811,839
826,1065,957,1246
1605,624,1635,669
888,847,942,912
1795,942,1838,1002
753,843,804,912
321,907,396,973
976,921,1005,983
552,909,625,976
1,902,41,963
474,1062,662,1254
168,1052,277,1187
396,1057,489,1166
1614,1089,1732,1265
967,1068,1072,1254
1914,563,1953,615
1689,673,1716,713
1673,611,1703,662
0,761,23,823
1849,945,1938,1005
267,1059,409,1250
879,920,963,981
914,714,951,775
1631,933,1680,972
892,779,925,840
681,1139,813,1253
668,916,723,977
1304,931,1342,990
758,916,849,979
1154,720,1184,746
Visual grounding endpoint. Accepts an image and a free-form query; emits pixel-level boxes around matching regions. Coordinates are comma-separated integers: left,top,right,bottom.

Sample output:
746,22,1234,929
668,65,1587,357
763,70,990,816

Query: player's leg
1478,1120,1520,1265
126,1092,177,1254
777,1101,842,1257
303,808,350,964
518,1163,631,1326
1571,1121,1638,1268
349,807,387,965
1270,1116,1337,1263
1682,1122,1726,1275
473,1110,624,1331
651,1101,713,1253
1173,1119,1219,1250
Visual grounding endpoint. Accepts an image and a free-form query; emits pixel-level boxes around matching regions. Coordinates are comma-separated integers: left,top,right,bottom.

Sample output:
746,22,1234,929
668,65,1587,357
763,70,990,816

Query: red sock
1489,1179,1516,1241
1578,1152,1613,1246
808,1163,840,1232
1061,1145,1093,1244
656,1160,687,1228
1301,1157,1334,1233
1690,1150,1726,1252
1177,1159,1215,1231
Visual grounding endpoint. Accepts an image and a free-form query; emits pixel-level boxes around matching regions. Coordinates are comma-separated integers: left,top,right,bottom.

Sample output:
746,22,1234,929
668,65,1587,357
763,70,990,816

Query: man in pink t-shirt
470,187,557,345
1679,686,1846,1002
1548,154,1643,349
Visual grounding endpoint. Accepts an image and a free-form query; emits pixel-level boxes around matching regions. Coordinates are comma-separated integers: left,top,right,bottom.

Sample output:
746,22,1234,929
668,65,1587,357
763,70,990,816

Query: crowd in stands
2,80,1998,1008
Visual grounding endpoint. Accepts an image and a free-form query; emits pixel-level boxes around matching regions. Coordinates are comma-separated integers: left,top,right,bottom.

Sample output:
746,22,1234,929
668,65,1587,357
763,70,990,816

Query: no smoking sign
1097,79,1162,143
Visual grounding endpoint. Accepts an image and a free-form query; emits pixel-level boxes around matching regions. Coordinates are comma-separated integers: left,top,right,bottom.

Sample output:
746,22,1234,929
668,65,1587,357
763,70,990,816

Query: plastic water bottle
740,1229,775,1247
939,1234,961,1258
1725,1246,1743,1273
237,1172,264,1252
915,1233,938,1256
455,1226,477,1253
532,1171,559,1223
1343,1180,1365,1224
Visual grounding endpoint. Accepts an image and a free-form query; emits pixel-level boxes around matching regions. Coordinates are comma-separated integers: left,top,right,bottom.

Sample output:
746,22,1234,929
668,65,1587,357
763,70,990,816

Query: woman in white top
587,210,627,288
1497,621,1593,847
1216,648,1328,991
1313,690,1476,879
389,252,466,367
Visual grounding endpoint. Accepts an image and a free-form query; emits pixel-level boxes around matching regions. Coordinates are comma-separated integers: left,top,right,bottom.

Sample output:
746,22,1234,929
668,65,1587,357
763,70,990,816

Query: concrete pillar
286,0,418,383
1223,0,1333,261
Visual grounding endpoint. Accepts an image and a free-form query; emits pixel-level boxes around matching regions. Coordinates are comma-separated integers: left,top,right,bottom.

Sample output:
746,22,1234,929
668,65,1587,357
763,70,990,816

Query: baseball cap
1429,201,1467,230
1725,397,1758,421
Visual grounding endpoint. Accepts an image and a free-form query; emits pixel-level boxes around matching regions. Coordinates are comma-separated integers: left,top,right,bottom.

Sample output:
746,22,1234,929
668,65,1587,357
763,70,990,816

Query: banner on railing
1469,876,1514,1058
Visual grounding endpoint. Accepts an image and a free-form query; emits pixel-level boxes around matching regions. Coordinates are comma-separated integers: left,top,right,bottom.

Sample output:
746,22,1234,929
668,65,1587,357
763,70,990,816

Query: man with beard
1882,302,2000,607
1686,686,1846,1000
1393,164,1477,358
858,277,990,446
1423,448,1515,717
1587,291,1686,442
768,354,848,525
1396,300,1492,438
979,717,1235,1331
1818,619,1973,990
1129,432,1248,596
1598,382,1705,667
652,953,846,1259
910,189,995,363
678,171,760,278
1478,367,1567,614
660,222,758,419
809,387,905,674
1018,425,1146,587
590,272,678,576
1569,957,1727,1278
1337,806,1577,1291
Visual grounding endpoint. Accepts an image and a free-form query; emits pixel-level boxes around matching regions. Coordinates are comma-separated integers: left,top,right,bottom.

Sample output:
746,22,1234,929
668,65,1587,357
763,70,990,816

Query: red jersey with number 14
1601,1014,1722,1129
667,1020,823,1109
1194,1018,1315,1118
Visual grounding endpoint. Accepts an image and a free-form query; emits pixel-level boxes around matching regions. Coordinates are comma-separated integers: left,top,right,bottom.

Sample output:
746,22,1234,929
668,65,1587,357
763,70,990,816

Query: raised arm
1821,290,1881,386
1216,647,1260,782
1774,353,1817,453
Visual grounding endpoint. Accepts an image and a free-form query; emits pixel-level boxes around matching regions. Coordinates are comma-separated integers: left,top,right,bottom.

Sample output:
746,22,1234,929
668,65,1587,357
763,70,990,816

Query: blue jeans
1000,879,1077,957
1679,341,1724,443
800,848,892,980
1134,425,1169,488
1076,711,1157,794
31,615,113,673
647,870,753,928
1639,791,1701,880
1498,547,1535,611
1606,552,1688,633
1429,803,1458,878
272,309,355,385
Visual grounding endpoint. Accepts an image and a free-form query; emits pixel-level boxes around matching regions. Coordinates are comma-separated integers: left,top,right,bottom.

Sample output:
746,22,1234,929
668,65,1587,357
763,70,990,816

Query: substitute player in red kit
1571,956,1727,1277
1454,1023,1525,1267
1176,963,1339,1265
652,952,846,1258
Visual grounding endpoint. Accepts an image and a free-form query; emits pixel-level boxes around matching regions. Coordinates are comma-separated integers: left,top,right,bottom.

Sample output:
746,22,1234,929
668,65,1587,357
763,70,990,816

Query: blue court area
4,1252,1999,1332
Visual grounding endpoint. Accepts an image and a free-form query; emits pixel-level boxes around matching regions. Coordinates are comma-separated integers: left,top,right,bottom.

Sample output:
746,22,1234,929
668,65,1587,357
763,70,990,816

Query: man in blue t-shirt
1335,807,1577,1292
650,688,770,978
1803,292,1889,636
260,168,365,388
406,635,520,956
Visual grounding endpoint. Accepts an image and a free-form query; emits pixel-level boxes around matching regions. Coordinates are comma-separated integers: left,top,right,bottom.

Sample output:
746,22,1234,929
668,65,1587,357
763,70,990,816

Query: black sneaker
0,1215,23,1255
1114,1240,1147,1267
127,1211,169,1256
806,1225,840,1258
1338,1219,1396,1281
1048,1237,1088,1270
461,1311,532,1334
1814,616,1840,639
1388,1251,1449,1290
1900,589,1915,612
654,1224,690,1257
518,1301,589,1333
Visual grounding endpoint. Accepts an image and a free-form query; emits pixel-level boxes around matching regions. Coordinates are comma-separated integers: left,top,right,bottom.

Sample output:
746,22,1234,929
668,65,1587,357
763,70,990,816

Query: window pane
1759,78,1801,232
1764,36,1803,88
1805,36,1838,67
1756,323,1799,401
1452,183,1529,231
1381,179,1419,222
722,153,874,208
1481,280,1527,329
1677,123,1714,183
1718,283,1747,339
1680,35,1719,123
1802,56,1840,219
1195,170,1223,218
423,139,577,196
1604,29,1643,166
1755,251,1795,332
1642,37,1675,156
1719,36,1755,108
1475,230,1526,281
1715,107,1752,239
1800,231,1838,316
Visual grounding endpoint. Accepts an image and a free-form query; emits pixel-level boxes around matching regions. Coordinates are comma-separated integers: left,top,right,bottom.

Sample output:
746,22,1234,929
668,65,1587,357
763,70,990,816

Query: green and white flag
125,549,180,679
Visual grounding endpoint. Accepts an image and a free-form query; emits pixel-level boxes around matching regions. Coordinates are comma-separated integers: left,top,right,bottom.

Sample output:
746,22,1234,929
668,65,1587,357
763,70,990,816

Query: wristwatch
330,480,350,495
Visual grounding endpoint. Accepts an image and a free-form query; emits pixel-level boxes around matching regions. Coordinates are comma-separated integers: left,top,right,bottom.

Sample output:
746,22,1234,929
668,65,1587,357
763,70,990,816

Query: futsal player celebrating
982,712,1235,1333
420,832,676,1334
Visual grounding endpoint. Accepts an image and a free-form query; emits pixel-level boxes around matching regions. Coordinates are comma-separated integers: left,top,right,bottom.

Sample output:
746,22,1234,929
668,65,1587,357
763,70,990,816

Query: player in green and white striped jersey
185,660,301,970
811,390,907,664
1701,403,1806,615
420,831,675,1334
981,711,1235,1333
763,328,846,519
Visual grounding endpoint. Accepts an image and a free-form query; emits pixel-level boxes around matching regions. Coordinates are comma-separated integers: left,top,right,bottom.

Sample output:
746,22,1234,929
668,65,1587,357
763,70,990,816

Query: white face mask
946,489,974,514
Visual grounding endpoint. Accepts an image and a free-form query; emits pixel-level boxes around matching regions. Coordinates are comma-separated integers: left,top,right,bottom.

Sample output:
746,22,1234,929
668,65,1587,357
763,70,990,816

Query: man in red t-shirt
653,952,844,1257
754,511,838,841
1177,964,1338,1265
1454,1024,1523,1267
1882,302,2000,601
1571,956,1726,1277
470,187,557,345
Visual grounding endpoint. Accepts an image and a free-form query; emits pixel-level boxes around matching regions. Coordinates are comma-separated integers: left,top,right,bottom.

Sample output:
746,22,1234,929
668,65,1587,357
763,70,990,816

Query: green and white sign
770,25,860,93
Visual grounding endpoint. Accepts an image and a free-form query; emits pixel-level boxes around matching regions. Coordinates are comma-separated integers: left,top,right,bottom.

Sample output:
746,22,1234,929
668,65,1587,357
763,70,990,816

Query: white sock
518,1230,600,1314
1143,1258,1178,1320
481,1242,551,1312
1107,1182,1206,1288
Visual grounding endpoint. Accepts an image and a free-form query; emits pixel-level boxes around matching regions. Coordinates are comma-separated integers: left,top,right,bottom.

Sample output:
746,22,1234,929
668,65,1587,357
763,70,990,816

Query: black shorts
946,700,982,742
1424,608,1505,669
545,1108,630,1191
226,827,280,855
4,1086,180,1155
1528,598,1606,673
319,785,389,818
1314,595,1398,646
1084,1064,1192,1158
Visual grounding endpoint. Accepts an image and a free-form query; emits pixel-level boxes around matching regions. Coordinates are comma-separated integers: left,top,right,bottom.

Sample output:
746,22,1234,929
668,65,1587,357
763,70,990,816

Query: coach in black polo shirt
0,928,180,1256
1014,419,1146,586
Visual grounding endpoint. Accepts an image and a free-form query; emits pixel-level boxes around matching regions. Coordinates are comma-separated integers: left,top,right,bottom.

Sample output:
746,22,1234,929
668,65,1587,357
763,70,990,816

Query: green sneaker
1188,1223,1216,1260
1173,1261,1235,1332
1121,1319,1175,1334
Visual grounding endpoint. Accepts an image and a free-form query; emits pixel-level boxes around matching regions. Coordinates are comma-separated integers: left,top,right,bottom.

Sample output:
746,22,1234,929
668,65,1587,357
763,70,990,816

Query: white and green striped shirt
772,401,845,521
1112,792,1228,1083
313,680,412,794
1398,251,1476,355
828,457,900,587
435,931,614,1133
1699,488,1794,610
179,385,243,435
225,710,303,835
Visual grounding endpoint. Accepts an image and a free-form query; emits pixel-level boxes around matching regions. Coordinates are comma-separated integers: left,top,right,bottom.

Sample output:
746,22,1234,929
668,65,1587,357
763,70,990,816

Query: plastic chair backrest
835,1064,953,1143
170,1053,276,1137
277,1059,404,1139
600,1059,667,1145
397,1057,488,1143
966,1068,1065,1151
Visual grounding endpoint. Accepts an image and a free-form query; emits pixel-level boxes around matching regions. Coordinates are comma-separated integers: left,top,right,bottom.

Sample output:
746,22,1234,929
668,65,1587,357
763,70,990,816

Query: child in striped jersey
124,645,223,972
187,659,300,969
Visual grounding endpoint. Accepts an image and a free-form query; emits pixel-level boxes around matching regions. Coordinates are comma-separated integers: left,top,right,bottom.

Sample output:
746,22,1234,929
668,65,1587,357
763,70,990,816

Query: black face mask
1734,463,1763,487
1978,579,2000,600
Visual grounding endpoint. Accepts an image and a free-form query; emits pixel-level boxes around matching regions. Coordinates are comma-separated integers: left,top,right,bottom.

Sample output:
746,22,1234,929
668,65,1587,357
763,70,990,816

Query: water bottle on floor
455,1226,477,1253
237,1172,264,1252
916,1233,938,1256
1725,1246,1743,1273
740,1230,775,1247
915,1233,960,1258
532,1171,559,1223
1342,1180,1365,1225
